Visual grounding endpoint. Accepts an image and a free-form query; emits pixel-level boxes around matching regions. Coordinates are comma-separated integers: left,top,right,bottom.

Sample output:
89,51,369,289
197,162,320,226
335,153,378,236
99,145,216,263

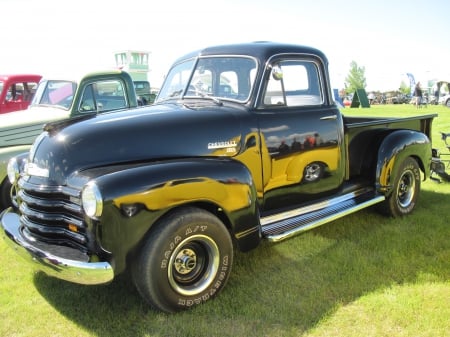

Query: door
256,58,345,210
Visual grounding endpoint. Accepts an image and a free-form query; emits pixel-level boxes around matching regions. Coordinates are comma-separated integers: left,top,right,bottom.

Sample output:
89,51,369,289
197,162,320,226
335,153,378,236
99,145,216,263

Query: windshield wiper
169,89,183,97
195,91,223,106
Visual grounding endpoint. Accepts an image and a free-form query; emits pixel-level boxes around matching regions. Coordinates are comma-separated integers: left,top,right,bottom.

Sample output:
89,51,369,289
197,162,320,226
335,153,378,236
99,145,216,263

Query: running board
261,188,385,242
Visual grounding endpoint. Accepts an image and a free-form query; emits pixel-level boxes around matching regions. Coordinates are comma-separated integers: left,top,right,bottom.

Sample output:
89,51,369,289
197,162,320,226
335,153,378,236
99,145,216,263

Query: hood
28,102,247,184
0,106,70,148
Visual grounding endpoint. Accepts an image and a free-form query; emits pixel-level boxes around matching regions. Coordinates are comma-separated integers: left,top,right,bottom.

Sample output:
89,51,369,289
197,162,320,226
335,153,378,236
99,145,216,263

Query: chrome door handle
320,115,337,120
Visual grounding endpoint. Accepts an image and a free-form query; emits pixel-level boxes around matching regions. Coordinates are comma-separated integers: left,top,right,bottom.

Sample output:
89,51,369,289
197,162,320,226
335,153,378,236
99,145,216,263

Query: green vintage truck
0,69,138,209
133,80,156,105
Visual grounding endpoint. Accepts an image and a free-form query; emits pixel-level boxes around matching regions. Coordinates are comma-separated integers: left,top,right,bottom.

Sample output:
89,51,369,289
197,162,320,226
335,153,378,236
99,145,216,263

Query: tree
345,61,367,94
399,80,410,95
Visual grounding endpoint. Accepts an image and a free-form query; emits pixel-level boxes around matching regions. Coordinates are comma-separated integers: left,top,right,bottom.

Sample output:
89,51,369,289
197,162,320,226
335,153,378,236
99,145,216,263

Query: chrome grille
17,178,89,253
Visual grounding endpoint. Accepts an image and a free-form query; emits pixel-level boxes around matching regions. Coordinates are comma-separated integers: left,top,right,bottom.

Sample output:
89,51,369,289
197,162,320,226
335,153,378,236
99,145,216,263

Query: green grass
1,104,449,337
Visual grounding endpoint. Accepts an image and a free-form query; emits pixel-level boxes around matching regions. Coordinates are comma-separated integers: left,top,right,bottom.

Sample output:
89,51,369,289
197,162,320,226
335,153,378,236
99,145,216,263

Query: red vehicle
0,74,42,114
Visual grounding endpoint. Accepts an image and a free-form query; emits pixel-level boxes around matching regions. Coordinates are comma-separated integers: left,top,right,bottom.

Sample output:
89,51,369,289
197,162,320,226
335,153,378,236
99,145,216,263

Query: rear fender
91,158,262,253
376,130,431,194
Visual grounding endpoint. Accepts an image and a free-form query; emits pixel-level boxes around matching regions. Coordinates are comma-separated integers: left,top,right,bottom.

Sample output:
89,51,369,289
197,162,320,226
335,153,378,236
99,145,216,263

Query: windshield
31,80,77,109
156,56,257,103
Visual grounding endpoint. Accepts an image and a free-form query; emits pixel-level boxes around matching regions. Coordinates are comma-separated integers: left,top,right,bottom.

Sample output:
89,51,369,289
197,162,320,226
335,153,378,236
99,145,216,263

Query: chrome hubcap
398,170,415,208
174,249,197,275
168,234,219,296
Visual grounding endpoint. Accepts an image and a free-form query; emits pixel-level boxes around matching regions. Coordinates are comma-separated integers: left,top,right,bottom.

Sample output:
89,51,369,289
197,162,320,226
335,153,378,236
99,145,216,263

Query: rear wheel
132,207,233,313
378,157,420,217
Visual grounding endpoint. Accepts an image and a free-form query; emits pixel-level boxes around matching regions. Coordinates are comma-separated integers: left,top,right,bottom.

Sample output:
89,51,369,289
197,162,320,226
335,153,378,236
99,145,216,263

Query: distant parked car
439,94,450,107
343,95,352,107
133,80,156,105
0,69,139,209
0,74,42,114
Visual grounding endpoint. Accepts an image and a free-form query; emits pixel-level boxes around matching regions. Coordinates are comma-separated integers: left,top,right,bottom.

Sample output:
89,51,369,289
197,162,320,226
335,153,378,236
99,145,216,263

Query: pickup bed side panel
89,158,261,273
376,129,432,193
345,114,435,181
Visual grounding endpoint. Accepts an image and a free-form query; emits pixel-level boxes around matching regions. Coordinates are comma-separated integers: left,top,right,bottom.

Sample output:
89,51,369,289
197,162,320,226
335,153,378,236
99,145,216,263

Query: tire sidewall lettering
132,208,233,312
160,225,208,269
404,164,420,181
156,218,232,309
177,254,230,308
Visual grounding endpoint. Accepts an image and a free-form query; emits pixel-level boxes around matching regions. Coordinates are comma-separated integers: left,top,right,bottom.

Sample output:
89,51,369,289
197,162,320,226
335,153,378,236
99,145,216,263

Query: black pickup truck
1,42,436,313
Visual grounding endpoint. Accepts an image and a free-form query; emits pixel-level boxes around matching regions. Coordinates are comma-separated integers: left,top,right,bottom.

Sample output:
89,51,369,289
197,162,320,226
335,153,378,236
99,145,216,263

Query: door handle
320,115,337,120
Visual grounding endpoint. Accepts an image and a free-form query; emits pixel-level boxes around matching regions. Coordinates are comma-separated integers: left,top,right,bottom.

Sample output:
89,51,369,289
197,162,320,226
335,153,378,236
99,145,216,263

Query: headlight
7,158,19,184
82,182,103,218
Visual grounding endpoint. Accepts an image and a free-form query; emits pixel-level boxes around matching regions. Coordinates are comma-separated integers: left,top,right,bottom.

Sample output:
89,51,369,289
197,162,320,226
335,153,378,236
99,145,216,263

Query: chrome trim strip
19,201,84,227
0,209,113,285
261,187,373,226
320,115,337,120
265,195,385,242
19,178,81,198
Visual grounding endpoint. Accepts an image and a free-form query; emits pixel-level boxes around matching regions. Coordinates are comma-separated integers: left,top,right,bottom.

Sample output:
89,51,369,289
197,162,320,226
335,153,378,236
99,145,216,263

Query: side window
22,82,39,102
80,84,96,112
5,84,16,101
5,83,24,102
263,60,323,107
81,80,127,113
5,81,39,102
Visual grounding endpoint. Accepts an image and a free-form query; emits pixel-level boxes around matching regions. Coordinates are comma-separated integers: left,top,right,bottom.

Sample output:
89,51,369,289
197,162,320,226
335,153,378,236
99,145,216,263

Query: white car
438,94,450,107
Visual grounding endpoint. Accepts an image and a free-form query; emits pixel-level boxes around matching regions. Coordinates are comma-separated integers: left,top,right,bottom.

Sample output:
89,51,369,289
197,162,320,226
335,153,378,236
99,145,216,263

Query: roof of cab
0,74,42,82
173,41,328,65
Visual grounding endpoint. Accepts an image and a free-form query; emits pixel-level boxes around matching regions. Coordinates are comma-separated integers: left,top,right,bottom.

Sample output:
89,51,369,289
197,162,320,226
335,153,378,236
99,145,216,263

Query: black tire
378,157,421,217
0,178,13,211
132,207,233,313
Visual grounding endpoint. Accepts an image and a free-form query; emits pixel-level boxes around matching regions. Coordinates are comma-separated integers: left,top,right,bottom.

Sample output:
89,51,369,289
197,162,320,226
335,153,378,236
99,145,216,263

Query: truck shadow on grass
33,188,450,337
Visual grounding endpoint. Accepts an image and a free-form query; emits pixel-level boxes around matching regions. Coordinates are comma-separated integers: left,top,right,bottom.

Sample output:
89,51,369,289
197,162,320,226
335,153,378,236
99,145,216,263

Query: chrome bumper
0,208,114,285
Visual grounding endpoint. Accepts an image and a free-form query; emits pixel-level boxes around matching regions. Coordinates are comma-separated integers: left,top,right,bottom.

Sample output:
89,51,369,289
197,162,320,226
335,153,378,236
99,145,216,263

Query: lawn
1,104,449,337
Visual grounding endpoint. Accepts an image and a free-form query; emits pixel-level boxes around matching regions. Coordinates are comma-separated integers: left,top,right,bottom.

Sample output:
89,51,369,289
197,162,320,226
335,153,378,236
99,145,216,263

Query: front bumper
0,208,114,285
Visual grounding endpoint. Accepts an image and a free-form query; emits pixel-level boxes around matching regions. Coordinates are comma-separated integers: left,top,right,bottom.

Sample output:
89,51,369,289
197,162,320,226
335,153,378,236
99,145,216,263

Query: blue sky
1,0,448,91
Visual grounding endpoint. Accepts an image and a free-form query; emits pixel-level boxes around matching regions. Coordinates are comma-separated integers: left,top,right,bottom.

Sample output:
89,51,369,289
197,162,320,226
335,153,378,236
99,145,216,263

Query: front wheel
0,178,14,211
132,207,233,313
378,157,421,217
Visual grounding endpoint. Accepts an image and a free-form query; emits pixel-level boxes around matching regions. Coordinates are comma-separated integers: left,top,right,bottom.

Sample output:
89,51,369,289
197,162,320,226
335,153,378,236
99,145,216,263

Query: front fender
0,145,31,179
376,130,431,194
89,158,261,258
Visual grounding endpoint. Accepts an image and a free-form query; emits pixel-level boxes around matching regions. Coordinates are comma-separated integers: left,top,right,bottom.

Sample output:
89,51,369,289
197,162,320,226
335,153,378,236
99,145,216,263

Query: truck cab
0,74,42,114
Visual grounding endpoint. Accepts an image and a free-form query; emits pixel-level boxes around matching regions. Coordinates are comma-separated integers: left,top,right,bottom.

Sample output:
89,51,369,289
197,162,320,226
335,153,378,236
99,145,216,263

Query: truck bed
343,113,437,179
343,113,437,140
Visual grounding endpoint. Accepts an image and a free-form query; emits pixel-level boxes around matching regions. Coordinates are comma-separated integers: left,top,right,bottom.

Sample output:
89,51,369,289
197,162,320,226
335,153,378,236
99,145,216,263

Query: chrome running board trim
261,188,385,242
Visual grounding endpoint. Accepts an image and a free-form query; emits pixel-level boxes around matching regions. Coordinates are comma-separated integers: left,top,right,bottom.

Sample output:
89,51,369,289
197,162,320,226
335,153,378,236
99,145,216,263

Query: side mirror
272,65,283,80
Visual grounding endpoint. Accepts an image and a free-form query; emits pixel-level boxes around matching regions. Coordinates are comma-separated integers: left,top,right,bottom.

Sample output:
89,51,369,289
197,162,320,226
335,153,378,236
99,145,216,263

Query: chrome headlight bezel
81,182,103,219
